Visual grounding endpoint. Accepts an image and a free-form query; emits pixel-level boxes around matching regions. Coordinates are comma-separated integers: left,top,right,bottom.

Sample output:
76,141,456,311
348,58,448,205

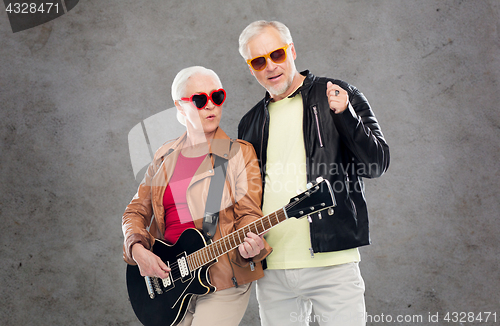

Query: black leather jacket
238,70,390,253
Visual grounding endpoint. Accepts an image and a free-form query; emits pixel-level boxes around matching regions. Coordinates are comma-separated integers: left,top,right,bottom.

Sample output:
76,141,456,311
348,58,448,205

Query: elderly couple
122,20,389,326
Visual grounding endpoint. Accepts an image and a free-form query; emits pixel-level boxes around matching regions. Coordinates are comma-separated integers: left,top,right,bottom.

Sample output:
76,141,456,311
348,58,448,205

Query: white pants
256,263,366,326
178,282,252,326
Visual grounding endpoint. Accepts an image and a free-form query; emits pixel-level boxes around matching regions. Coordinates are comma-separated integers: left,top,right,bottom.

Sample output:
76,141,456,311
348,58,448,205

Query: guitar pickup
177,254,192,282
162,275,172,288
162,261,174,290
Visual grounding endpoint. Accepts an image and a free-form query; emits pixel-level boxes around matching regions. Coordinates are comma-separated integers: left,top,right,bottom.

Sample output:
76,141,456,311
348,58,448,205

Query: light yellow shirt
262,93,360,269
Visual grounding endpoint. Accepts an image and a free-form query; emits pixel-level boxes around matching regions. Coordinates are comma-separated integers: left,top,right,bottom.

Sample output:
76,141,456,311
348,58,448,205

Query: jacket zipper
260,101,269,177
312,106,324,148
260,113,267,164
345,175,357,218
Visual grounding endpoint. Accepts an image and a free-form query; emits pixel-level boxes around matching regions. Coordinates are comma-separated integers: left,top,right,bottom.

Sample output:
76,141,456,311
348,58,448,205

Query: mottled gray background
1,0,499,325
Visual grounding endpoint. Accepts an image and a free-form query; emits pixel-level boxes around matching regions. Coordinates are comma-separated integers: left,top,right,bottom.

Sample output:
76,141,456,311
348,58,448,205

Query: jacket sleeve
332,80,390,178
121,162,157,265
227,141,272,266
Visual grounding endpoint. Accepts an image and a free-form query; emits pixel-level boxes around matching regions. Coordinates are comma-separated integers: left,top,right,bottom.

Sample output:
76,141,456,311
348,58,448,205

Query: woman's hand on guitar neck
238,232,265,259
131,243,171,279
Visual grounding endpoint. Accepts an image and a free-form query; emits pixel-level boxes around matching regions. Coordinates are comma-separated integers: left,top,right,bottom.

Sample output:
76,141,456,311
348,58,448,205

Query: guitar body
126,228,216,326
126,178,336,326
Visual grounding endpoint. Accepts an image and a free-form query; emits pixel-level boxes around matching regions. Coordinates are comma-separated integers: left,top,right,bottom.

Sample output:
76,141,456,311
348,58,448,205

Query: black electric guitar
126,177,335,326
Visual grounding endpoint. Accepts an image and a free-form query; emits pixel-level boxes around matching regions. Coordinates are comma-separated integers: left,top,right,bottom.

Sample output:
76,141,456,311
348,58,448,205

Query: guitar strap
202,143,232,240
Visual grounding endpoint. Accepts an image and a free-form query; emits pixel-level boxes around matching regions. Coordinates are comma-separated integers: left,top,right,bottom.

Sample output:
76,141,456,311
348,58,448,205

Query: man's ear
290,43,297,60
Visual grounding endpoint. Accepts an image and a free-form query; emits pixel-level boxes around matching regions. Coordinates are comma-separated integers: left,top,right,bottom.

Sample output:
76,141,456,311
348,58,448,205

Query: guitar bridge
152,277,163,294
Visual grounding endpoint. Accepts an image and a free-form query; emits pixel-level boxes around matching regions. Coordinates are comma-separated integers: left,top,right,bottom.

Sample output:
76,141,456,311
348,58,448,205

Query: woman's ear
175,100,186,116
175,100,187,126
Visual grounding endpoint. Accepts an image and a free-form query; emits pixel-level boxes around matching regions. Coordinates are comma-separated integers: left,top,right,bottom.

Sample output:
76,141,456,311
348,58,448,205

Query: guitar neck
187,208,287,270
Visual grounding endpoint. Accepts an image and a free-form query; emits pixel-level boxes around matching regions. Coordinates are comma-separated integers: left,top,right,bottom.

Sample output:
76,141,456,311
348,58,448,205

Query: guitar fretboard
187,208,287,270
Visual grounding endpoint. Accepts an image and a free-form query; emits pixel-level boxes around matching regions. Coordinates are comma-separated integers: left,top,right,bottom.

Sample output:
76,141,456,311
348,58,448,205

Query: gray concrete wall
1,0,499,325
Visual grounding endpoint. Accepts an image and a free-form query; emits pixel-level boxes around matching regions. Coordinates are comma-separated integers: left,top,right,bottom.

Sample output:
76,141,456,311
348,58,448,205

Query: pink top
163,152,206,244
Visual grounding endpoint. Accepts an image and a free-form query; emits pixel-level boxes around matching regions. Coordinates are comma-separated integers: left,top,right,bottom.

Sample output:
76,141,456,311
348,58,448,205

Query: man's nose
265,57,278,71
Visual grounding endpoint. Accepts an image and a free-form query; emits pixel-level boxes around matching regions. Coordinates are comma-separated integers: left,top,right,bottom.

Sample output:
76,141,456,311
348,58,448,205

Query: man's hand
131,243,170,279
238,232,265,259
327,81,349,114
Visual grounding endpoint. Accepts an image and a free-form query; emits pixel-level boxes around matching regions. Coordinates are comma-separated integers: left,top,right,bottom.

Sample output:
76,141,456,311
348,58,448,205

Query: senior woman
122,66,271,326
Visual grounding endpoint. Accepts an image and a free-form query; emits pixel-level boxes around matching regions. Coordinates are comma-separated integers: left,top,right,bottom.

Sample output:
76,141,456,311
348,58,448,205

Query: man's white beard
265,67,297,98
268,81,291,97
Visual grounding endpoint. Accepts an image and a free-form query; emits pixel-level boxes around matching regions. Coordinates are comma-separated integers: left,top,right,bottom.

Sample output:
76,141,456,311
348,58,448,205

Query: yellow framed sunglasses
246,44,290,71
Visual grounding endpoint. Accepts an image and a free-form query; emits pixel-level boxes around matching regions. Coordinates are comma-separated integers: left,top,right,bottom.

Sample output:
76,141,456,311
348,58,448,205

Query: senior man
237,20,390,326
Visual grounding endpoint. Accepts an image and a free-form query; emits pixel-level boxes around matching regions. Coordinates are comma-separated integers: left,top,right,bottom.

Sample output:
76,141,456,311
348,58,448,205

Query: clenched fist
326,81,349,114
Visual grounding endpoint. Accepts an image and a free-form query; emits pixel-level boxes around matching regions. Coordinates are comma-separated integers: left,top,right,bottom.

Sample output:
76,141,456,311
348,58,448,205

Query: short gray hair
238,20,294,60
171,66,222,102
171,66,222,125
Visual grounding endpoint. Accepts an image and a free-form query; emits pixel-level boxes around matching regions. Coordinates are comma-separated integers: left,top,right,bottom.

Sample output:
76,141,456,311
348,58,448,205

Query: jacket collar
263,70,314,102
157,127,232,163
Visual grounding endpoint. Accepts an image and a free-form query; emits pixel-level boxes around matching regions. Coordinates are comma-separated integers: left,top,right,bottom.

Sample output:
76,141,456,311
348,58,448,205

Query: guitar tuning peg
316,176,324,183
296,188,304,194
306,182,313,189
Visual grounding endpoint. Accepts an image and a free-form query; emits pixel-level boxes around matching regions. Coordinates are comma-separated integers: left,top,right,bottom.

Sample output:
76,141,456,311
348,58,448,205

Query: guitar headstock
285,177,336,219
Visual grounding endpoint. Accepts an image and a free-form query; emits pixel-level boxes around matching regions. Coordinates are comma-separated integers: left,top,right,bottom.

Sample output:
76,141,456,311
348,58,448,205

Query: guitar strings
159,186,319,285
188,186,316,270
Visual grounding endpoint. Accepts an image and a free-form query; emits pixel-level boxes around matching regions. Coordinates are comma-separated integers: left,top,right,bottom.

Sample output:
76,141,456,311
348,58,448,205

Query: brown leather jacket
122,128,272,290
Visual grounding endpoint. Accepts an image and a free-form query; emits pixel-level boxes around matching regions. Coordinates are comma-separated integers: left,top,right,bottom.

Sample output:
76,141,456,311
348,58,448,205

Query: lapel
153,128,233,230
